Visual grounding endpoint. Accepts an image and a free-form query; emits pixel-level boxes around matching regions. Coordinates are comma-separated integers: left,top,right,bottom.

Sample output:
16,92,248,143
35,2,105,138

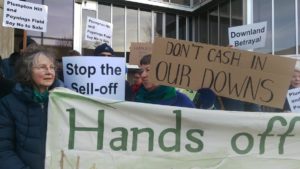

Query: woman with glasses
0,45,63,169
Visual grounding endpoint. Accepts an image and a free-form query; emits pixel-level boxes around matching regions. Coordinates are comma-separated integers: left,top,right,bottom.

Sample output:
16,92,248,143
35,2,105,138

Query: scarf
135,85,176,104
33,89,49,103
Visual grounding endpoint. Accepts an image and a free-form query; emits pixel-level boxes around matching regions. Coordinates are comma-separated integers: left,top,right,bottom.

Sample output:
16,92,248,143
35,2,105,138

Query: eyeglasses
33,65,56,72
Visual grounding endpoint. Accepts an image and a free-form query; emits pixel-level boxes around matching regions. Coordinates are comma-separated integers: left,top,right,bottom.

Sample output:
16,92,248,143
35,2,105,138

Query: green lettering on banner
185,129,204,152
258,116,287,154
110,127,128,151
159,110,181,152
131,128,154,151
231,132,254,154
278,117,300,154
67,108,104,150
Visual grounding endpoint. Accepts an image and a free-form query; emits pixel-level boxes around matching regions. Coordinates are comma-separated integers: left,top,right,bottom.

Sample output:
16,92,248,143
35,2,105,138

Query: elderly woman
0,46,63,169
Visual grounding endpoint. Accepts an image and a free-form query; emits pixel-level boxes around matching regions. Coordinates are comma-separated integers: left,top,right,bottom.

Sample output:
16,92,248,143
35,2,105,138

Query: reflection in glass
209,7,218,45
179,16,186,40
113,6,125,53
166,13,176,38
44,0,73,41
126,8,138,51
299,0,300,53
199,12,208,43
219,2,229,46
253,0,272,53
81,9,96,53
98,3,111,22
155,12,163,37
274,0,296,55
140,10,152,42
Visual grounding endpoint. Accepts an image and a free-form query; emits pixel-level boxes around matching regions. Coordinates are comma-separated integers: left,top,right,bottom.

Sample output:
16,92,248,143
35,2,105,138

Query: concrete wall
0,0,14,59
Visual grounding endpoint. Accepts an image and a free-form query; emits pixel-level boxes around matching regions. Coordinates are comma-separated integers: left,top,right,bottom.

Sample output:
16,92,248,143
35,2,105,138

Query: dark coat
135,85,195,108
0,77,15,98
0,81,61,169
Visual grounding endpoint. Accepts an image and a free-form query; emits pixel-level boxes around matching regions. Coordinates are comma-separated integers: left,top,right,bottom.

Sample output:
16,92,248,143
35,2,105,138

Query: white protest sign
46,88,300,169
287,88,300,112
2,0,48,32
229,21,267,50
62,56,125,100
85,16,113,45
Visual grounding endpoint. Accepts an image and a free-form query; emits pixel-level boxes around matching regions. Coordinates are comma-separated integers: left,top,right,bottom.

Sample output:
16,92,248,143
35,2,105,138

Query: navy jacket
0,82,61,169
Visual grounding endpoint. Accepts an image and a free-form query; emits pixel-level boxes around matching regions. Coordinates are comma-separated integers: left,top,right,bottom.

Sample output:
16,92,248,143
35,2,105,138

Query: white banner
229,21,267,50
46,88,300,169
287,88,300,113
62,56,126,101
3,0,48,32
85,16,113,45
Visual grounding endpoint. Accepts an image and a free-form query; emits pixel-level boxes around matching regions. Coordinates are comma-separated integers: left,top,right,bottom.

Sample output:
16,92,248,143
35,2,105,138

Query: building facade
1,0,299,60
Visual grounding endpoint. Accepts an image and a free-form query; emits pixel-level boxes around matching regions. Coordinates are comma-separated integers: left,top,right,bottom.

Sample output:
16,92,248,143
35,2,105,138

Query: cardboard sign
229,21,267,50
46,88,300,169
149,37,296,108
2,0,48,32
287,88,300,112
63,56,125,101
85,16,112,45
129,42,152,65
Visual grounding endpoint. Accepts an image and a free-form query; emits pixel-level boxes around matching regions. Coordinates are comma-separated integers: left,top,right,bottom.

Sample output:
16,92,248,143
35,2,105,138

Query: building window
179,16,186,40
155,12,163,37
219,2,230,46
199,12,208,43
231,0,243,26
166,13,176,38
113,5,125,53
274,0,296,55
126,7,138,51
21,0,73,51
140,9,152,42
253,0,272,54
98,3,111,22
170,0,190,6
81,9,96,54
209,6,218,45
188,17,193,41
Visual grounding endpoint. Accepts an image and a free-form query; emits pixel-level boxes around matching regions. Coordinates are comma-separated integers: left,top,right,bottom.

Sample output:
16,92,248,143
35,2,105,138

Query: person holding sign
135,54,195,108
94,43,133,101
282,61,300,112
0,46,63,169
94,43,114,56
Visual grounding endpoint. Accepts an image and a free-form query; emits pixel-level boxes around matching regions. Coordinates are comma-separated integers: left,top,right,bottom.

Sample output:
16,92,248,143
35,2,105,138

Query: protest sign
63,56,125,100
287,88,300,113
229,21,267,50
46,88,300,169
149,37,296,108
2,0,48,32
85,16,113,45
129,42,152,65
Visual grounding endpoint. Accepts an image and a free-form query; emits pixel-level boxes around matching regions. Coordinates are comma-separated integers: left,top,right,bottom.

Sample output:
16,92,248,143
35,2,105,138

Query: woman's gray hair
15,45,56,86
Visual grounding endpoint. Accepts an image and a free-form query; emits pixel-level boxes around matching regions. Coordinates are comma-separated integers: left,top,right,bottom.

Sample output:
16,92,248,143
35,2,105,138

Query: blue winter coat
0,82,61,169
